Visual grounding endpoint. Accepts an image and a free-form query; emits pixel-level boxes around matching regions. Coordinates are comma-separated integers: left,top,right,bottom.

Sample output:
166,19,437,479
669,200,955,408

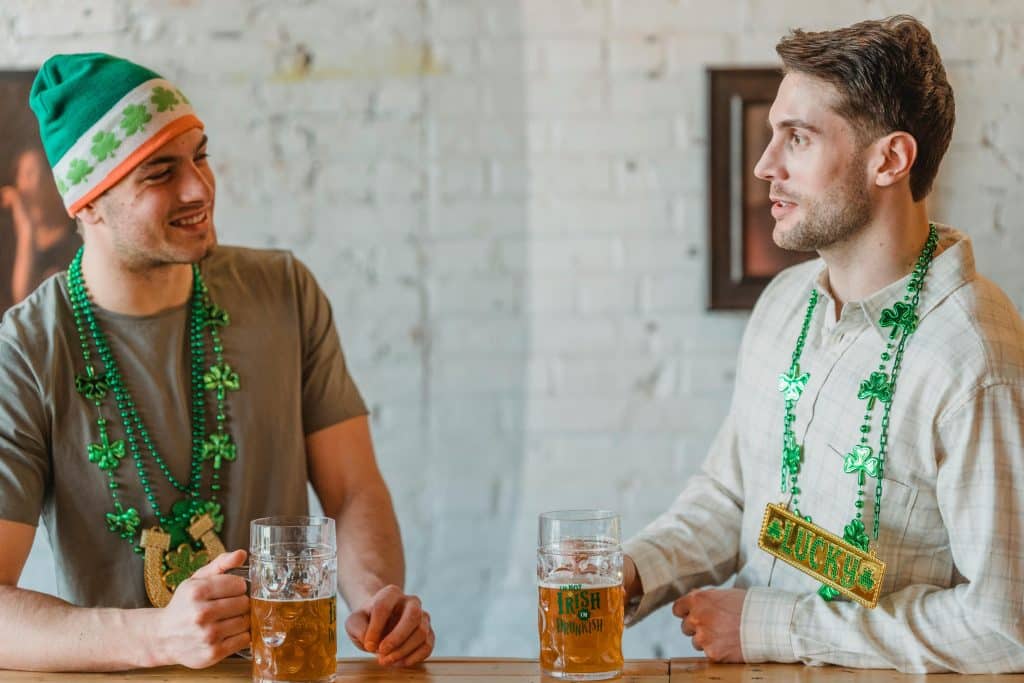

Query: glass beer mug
249,516,338,683
537,510,624,681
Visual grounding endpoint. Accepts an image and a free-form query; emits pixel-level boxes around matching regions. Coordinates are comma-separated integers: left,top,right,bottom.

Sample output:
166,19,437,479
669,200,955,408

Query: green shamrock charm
818,584,840,601
879,301,917,336
163,544,210,590
778,367,810,401
105,506,141,539
203,363,240,392
843,518,870,551
194,500,225,533
56,177,68,195
87,433,126,471
120,104,152,135
782,433,803,475
858,371,892,410
66,159,94,186
843,445,881,478
90,131,121,161
203,303,230,328
75,366,109,401
150,86,180,112
201,433,237,470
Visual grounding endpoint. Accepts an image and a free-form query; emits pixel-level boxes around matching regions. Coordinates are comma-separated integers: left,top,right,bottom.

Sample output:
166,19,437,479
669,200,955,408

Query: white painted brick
541,38,604,73
668,33,736,69
12,0,125,37
610,0,742,34
521,76,606,114
517,0,606,36
529,237,624,272
609,36,668,77
576,274,642,314
552,117,675,154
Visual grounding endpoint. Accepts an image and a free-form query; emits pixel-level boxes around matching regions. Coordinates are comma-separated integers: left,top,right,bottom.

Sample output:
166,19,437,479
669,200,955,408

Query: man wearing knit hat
0,53,434,671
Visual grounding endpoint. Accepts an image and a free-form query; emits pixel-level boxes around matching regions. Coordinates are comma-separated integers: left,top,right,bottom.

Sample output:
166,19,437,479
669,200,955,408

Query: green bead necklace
777,224,939,600
67,246,240,553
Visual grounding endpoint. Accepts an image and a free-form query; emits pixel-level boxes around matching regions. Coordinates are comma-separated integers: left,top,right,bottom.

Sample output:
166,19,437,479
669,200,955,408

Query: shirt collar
811,225,975,341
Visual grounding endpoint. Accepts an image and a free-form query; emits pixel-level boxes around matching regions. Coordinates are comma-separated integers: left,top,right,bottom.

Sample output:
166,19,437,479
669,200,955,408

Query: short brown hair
776,15,955,201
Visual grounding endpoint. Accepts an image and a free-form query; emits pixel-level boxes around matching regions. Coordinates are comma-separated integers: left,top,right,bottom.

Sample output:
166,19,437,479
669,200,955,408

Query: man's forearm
333,485,405,609
0,585,161,672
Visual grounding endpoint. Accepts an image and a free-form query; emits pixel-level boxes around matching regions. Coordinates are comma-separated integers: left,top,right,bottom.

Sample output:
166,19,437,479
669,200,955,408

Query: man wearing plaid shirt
622,16,1024,673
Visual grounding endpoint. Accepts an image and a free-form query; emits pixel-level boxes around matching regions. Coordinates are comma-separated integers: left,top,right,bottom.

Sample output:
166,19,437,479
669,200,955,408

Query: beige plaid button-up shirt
623,226,1024,673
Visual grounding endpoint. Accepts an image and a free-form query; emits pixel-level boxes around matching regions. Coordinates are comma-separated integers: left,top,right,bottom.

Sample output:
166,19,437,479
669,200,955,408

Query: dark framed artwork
707,67,814,310
0,70,81,316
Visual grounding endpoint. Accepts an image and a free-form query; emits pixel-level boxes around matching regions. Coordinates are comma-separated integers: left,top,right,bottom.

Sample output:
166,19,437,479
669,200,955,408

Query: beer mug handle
224,565,253,661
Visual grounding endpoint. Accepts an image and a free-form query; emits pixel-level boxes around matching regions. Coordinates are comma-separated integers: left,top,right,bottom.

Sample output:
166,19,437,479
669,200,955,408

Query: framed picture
0,70,81,316
707,67,814,310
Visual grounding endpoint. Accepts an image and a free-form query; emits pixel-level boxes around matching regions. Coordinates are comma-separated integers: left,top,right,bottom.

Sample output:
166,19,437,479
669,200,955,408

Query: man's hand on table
147,549,251,668
345,585,434,668
673,588,746,663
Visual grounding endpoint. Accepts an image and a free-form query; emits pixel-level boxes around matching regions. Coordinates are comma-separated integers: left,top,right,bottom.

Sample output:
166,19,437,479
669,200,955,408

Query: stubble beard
773,156,872,253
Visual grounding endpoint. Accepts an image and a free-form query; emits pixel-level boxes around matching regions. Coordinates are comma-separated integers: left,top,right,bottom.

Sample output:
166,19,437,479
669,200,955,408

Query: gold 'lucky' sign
758,503,886,608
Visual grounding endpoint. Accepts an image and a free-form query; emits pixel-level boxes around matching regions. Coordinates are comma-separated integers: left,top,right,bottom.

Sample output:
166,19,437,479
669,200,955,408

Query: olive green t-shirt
0,245,367,607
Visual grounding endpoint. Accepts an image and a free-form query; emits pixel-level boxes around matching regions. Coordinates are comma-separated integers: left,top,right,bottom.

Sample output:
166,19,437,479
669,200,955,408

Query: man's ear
871,131,917,189
75,199,103,228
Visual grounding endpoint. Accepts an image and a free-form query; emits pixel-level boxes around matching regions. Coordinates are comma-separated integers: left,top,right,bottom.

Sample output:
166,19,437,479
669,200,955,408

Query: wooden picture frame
0,70,81,315
707,67,814,310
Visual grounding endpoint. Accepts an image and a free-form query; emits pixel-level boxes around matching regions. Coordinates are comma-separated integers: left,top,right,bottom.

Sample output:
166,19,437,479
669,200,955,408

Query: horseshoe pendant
140,514,227,608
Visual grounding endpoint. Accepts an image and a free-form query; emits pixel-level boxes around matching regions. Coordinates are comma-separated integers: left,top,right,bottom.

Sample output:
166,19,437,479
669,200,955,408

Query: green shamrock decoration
90,131,121,162
843,445,881,479
778,367,810,401
765,519,784,542
75,366,109,401
843,518,870,551
66,159,94,186
150,86,180,112
818,584,839,601
203,303,230,328
782,433,803,475
105,506,141,539
201,433,237,470
203,363,240,392
163,544,210,590
858,371,892,410
194,500,225,533
879,301,917,335
87,433,126,471
56,177,68,195
120,104,152,136
858,568,876,591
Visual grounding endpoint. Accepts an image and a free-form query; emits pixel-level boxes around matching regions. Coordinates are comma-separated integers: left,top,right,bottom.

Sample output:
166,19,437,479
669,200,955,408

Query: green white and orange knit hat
29,52,203,217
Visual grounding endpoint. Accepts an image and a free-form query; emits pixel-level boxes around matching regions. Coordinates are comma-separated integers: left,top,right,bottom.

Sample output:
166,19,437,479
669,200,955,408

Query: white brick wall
6,0,1024,662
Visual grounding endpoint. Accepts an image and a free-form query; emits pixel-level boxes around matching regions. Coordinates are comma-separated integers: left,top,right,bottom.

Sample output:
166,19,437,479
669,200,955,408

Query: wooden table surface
1,658,1022,682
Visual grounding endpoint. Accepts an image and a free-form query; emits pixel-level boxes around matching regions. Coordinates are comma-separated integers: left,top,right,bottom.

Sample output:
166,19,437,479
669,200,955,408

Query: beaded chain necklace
67,246,240,606
765,224,939,603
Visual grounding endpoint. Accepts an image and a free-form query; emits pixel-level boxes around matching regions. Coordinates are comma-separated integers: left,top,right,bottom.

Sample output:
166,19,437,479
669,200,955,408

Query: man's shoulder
748,257,824,324
205,244,298,273
0,274,68,373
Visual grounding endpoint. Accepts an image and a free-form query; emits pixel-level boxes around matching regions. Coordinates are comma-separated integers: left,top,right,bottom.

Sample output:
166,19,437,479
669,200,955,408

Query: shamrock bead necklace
777,224,939,600
68,246,240,552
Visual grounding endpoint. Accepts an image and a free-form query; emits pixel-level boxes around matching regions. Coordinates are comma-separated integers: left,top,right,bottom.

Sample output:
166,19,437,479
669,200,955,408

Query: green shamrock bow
87,433,125,471
75,366,109,401
201,433,237,470
203,363,240,392
105,506,141,539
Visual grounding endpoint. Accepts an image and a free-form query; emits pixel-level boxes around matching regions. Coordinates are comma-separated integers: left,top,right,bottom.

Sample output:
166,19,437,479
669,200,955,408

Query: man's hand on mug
149,549,251,668
345,585,434,668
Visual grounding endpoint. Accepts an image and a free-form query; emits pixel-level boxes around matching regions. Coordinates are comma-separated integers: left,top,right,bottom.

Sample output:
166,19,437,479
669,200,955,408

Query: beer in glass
250,516,338,683
538,510,624,681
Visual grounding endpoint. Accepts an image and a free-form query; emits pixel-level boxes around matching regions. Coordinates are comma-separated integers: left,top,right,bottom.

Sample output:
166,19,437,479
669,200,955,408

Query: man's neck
818,202,931,316
79,247,193,316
